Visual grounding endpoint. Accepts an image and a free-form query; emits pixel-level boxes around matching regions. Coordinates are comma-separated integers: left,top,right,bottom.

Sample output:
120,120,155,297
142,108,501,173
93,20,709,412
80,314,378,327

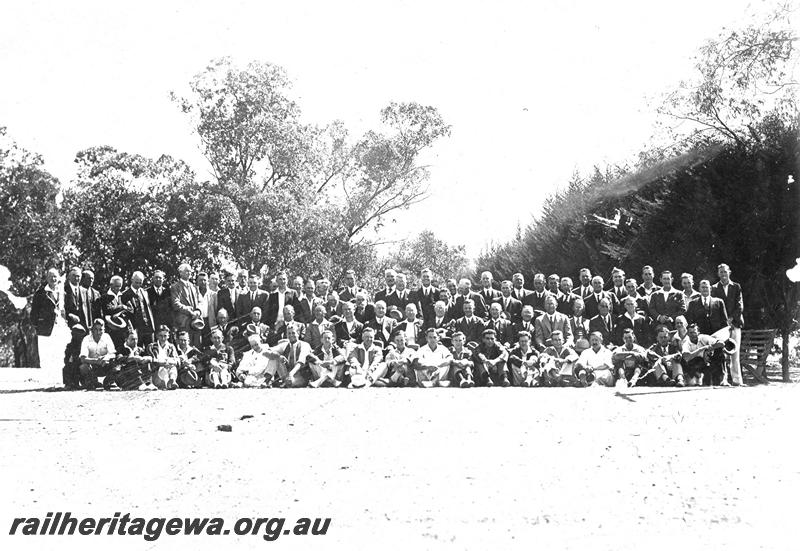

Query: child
147,325,180,390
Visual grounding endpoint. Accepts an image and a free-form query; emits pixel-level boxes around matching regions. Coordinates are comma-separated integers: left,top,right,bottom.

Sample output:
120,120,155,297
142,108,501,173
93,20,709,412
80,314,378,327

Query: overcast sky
0,0,759,256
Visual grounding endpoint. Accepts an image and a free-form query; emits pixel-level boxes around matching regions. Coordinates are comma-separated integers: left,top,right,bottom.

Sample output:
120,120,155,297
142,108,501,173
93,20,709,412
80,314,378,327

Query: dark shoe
675,375,686,388
500,377,510,387
485,377,494,388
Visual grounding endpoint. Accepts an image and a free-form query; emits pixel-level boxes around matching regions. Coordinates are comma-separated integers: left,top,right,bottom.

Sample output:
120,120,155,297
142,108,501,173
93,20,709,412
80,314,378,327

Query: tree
383,230,471,286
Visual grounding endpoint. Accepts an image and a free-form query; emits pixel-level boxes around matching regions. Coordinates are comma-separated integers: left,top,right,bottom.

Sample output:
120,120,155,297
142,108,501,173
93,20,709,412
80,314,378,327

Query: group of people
28,262,745,390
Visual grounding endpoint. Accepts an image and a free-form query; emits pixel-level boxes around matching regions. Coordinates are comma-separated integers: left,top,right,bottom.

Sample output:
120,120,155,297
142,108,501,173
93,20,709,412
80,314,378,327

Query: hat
228,326,240,337
191,318,206,331
388,309,403,321
70,324,87,338
245,323,257,335
574,337,590,353
481,328,496,337
105,313,126,330
67,313,80,324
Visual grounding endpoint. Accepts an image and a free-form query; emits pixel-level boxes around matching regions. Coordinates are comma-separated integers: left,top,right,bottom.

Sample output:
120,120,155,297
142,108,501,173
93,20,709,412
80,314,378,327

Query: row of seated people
77,309,734,390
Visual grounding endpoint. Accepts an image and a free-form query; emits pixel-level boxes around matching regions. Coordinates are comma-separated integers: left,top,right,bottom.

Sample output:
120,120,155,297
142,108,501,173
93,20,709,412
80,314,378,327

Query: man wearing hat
472,328,509,387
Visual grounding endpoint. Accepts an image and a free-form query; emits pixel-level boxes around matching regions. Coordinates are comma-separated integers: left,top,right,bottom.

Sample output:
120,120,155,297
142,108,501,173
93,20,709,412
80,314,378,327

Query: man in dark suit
624,278,650,317
353,293,375,324
235,273,269,320
410,268,439,326
485,302,515,349
576,268,594,300
365,300,398,348
334,301,364,349
493,280,523,324
296,279,323,324
393,274,414,313
337,269,367,303
687,280,729,336
546,273,561,296
170,263,202,346
583,276,620,319
147,270,172,333
121,271,156,346
523,273,553,312
393,303,425,347
216,271,238,323
102,275,129,351
512,305,539,345
373,269,399,311
478,271,502,305
264,270,301,327
588,298,616,347
511,272,532,302
453,278,488,320
556,277,579,316
452,299,486,345
711,263,744,385
648,271,686,330
63,268,82,326
30,268,64,374
614,296,650,347
62,267,86,387
534,295,573,351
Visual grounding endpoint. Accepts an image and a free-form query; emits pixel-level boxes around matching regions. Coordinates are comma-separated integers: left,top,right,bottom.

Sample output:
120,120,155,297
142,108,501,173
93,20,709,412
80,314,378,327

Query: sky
0,0,762,256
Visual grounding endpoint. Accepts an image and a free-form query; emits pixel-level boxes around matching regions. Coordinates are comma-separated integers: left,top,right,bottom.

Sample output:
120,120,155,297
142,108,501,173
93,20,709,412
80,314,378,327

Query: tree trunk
782,329,790,382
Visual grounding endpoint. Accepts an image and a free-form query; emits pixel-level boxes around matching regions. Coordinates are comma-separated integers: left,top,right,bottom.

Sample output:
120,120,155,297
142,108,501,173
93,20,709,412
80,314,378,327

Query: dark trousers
62,336,82,388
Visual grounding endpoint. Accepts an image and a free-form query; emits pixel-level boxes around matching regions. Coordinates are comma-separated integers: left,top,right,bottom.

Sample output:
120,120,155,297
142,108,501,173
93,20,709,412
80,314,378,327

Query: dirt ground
0,382,799,551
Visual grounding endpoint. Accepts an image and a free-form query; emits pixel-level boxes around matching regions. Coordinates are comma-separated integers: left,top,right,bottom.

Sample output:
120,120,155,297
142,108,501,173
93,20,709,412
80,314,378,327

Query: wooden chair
739,329,776,385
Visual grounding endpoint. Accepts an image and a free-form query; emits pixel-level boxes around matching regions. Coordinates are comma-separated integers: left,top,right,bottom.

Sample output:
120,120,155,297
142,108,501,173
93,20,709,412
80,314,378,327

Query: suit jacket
607,286,629,314
273,339,312,368
583,291,620,320
522,290,553,312
534,312,573,351
686,296,728,336
64,282,81,325
711,281,744,328
453,315,486,344
576,285,594,300
30,285,60,336
121,286,155,336
410,286,440,325
170,280,200,331
511,287,533,302
304,319,334,350
492,295,523,324
392,318,425,345
453,292,488,320
570,316,589,342
353,303,376,325
556,292,579,316
613,313,649,347
66,284,99,329
347,344,383,371
648,289,686,326
216,286,238,320
374,288,402,312
485,317,515,348
296,294,323,324
234,288,268,320
147,285,172,331
588,314,616,346
512,319,538,344
477,287,502,306
337,286,367,303
334,318,364,348
199,289,218,327
393,289,413,313
365,316,398,347
265,289,302,326
269,320,306,345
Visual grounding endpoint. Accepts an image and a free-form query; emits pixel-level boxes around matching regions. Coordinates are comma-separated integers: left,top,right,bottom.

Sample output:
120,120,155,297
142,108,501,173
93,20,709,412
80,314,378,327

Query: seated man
588,298,615,346
304,304,334,350
681,322,726,386
611,328,648,388
175,330,204,388
366,300,397,348
378,332,416,387
78,319,117,390
393,303,424,348
486,302,515,349
614,296,649,347
268,304,306,345
242,306,270,344
647,325,685,387
236,336,276,388
539,330,579,387
307,330,347,388
272,324,313,388
114,330,156,391
413,327,453,387
534,295,573,352
203,328,236,388
512,305,537,344
424,300,454,347
449,331,475,388
472,328,510,387
345,327,384,388
507,331,540,386
147,325,180,390
574,331,615,387
353,292,375,324
453,299,485,347
334,301,363,351
210,308,238,345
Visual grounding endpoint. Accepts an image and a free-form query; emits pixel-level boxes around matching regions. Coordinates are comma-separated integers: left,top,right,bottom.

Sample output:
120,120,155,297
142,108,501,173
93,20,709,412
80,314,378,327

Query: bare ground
1,382,799,551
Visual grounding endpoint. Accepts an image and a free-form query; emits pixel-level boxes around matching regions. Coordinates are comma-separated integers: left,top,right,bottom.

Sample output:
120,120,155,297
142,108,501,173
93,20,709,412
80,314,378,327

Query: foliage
381,230,472,287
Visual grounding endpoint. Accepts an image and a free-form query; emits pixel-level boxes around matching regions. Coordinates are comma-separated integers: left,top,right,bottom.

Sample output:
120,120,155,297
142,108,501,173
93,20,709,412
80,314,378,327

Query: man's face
304,281,315,296
81,272,94,287
544,297,556,314
404,305,416,322
501,282,512,297
434,302,445,317
91,324,104,339
490,304,502,319
157,330,169,343
375,303,386,318
459,280,471,295
355,295,366,307
276,273,288,288
209,273,219,289
385,272,396,287
321,332,333,348
217,311,228,325
396,277,406,292
572,301,584,316
718,266,731,281
446,281,457,295
592,278,603,293
439,289,452,302
394,334,406,350
197,273,208,289
292,277,303,292
211,332,222,346
343,303,354,320
481,273,492,287
657,330,669,346
699,281,711,297
533,278,545,293
131,274,144,289
426,333,438,347
625,281,637,296
251,340,262,353
178,334,190,350
223,274,234,288
344,274,355,287
580,271,591,286
512,274,524,288
612,273,624,288
463,302,474,317
317,280,330,294
46,271,58,286
283,306,294,321
179,266,192,280
126,334,138,348
547,276,559,292
286,325,298,343
248,276,259,291
421,272,431,286
237,274,247,286
519,335,531,349
452,334,464,350
482,334,496,347
552,333,563,348
250,309,261,322
560,278,572,294
313,305,325,321
681,277,692,291
642,268,654,283
599,302,610,316
590,334,602,350
688,325,699,340
362,331,374,347
522,308,533,321
623,332,635,346
110,279,122,293
68,270,81,286
661,274,673,288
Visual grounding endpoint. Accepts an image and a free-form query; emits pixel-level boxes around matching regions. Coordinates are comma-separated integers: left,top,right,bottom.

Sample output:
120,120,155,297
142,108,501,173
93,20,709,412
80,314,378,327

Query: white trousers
729,327,742,384
37,321,69,383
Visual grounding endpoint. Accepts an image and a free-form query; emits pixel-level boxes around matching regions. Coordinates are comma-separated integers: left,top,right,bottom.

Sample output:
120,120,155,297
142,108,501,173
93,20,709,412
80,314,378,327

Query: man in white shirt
413,328,453,387
377,332,417,387
575,331,615,387
346,327,384,388
681,323,726,387
78,319,117,389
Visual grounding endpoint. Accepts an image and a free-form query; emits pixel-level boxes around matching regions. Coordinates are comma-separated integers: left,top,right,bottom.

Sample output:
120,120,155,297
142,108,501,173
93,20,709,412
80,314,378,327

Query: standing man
216,270,238,323
170,263,202,346
494,280,523,324
711,264,744,386
338,269,366,303
523,273,551,312
453,278,488,320
478,271,502,305
102,275,129,351
265,270,301,327
374,269,399,312
196,271,218,331
411,268,439,327
147,270,172,333
63,267,86,388
297,279,322,324
511,273,532,302
121,271,156,346
637,265,658,297
576,268,593,300
649,271,687,331
235,273,268,320
687,279,729,337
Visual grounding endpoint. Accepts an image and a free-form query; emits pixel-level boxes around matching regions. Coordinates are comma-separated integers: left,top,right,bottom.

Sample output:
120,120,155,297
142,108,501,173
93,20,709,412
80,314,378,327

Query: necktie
289,343,296,367
251,292,255,304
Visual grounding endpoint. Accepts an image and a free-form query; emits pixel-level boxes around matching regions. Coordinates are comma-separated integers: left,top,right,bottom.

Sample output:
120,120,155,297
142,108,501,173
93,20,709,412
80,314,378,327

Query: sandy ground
1,382,799,551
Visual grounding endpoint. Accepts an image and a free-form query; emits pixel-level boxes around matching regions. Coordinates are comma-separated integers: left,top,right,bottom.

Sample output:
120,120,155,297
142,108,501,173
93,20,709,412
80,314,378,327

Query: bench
739,329,776,385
